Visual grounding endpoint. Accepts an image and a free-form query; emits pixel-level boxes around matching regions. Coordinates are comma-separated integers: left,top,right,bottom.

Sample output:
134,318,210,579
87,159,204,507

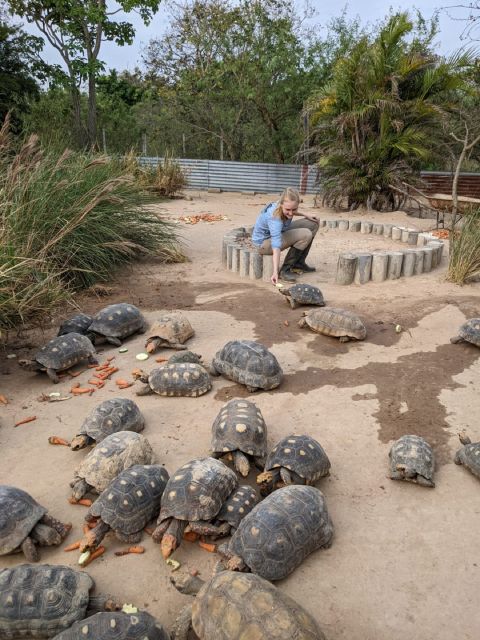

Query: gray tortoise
454,432,480,480
0,564,120,639
70,398,145,451
170,571,326,640
152,457,237,558
57,313,93,337
219,485,334,581
299,307,367,342
135,363,212,397
211,340,283,391
19,333,98,383
257,434,331,496
88,303,147,346
212,485,259,538
79,465,170,559
52,611,170,640
211,399,267,476
70,431,155,501
280,283,325,309
450,318,480,347
168,350,202,365
0,485,71,562
388,435,435,487
145,312,194,353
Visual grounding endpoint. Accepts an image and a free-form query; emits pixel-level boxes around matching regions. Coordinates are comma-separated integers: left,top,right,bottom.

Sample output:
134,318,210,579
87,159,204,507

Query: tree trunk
70,85,85,149
87,71,98,150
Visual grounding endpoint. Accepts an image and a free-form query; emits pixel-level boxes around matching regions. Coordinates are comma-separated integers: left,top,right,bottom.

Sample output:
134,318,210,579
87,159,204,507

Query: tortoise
0,485,71,562
257,434,331,496
279,283,325,309
152,457,237,558
450,318,480,347
210,340,283,392
454,432,480,480
299,308,367,342
134,363,212,397
145,312,194,353
79,464,170,558
70,398,145,451
210,485,259,538
70,431,155,501
18,333,98,383
388,435,435,487
211,399,267,476
0,564,120,639
57,313,93,337
218,485,334,581
88,303,147,346
51,611,170,640
168,350,202,365
170,570,326,640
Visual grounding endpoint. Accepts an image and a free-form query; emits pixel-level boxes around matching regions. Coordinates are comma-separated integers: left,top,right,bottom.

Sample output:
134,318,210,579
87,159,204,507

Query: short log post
412,249,424,275
407,231,419,245
262,255,274,282
250,251,263,280
373,223,384,235
354,253,373,284
428,241,444,266
222,237,230,266
371,252,389,282
383,224,393,237
318,219,326,227
338,220,349,231
417,233,430,246
327,220,338,229
361,221,373,234
422,246,434,272
401,229,411,243
336,253,358,285
231,245,241,272
391,226,403,241
349,221,361,232
387,252,404,279
227,243,236,270
240,249,251,277
401,250,416,277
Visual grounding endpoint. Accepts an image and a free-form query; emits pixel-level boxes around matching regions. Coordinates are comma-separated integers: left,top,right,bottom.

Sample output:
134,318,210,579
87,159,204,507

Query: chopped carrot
48,436,70,446
183,531,199,543
88,378,105,387
72,387,95,395
115,379,130,386
64,540,81,552
198,541,217,553
0,394,8,405
68,497,92,507
71,382,81,390
283,320,289,327
117,383,133,390
87,363,98,369
14,416,37,427
82,545,105,566
155,357,168,363
114,546,145,556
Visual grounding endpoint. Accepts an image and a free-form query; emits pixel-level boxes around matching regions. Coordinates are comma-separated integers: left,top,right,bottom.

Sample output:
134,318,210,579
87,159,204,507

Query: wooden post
422,247,434,272
349,221,361,232
338,220,349,231
387,252,404,279
373,223,384,235
371,252,389,282
227,244,235,270
240,249,251,277
250,252,263,280
391,227,402,241
407,231,419,245
327,220,338,229
412,249,424,275
383,224,393,237
354,253,373,284
262,255,274,282
401,250,416,277
361,222,373,234
336,253,358,285
318,220,326,227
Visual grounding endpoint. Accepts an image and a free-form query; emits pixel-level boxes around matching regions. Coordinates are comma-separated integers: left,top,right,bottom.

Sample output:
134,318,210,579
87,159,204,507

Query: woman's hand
304,213,319,223
271,272,278,285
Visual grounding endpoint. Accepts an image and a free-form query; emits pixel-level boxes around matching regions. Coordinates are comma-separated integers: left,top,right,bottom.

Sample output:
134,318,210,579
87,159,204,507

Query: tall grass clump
125,150,187,197
0,116,184,330
447,208,480,284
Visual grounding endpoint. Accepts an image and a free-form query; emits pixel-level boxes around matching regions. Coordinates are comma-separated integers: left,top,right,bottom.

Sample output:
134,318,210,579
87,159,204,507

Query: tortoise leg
152,517,171,543
70,478,90,501
289,298,299,309
160,519,187,559
80,520,110,552
106,336,122,346
450,336,463,344
233,450,250,477
135,385,154,396
253,456,265,471
188,521,231,538
339,336,350,343
171,343,187,350
280,467,294,485
416,475,435,488
21,537,39,562
389,470,405,481
170,603,193,640
40,514,72,539
246,385,258,392
115,530,143,544
46,368,60,383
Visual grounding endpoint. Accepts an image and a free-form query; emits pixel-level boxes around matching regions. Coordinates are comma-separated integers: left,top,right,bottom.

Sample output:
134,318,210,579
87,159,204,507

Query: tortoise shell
51,611,169,640
0,564,94,639
191,572,325,640
211,400,267,459
299,308,366,340
76,398,145,446
87,465,170,536
57,314,93,337
451,318,480,347
145,312,194,348
216,485,259,530
35,333,96,371
143,363,211,397
168,350,202,365
0,486,46,556
454,435,480,479
264,435,331,483
211,340,283,391
389,435,435,487
89,304,147,340
158,458,237,524
72,432,155,494
226,485,334,581
280,284,325,308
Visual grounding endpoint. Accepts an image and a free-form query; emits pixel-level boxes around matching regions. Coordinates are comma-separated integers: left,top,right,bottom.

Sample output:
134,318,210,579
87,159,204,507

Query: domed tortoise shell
0,486,46,556
89,303,147,341
57,313,93,337
280,284,325,309
215,485,259,531
211,340,283,391
143,363,211,397
51,611,170,640
145,312,194,350
75,398,145,448
211,399,267,459
264,434,331,483
299,308,366,341
451,318,480,347
389,435,435,487
35,333,96,371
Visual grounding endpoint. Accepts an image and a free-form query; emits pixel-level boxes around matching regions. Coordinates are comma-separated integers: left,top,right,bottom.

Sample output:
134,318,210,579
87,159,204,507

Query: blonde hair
272,187,300,220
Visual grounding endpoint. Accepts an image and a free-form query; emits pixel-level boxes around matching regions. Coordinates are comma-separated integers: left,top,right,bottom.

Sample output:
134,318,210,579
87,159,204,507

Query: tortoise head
18,359,42,372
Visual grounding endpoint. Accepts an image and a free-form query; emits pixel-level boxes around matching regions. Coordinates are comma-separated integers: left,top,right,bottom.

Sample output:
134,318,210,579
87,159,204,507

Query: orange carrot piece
87,363,98,368
64,540,81,552
88,378,105,387
82,545,105,566
155,357,168,363
198,541,217,553
48,436,70,446
183,531,199,543
115,379,130,386
114,546,145,556
0,394,8,405
14,416,37,427
68,497,92,507
72,387,95,395
117,383,133,390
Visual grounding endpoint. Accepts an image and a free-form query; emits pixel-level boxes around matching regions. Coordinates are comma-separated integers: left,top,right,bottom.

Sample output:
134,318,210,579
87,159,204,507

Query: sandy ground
1,191,480,640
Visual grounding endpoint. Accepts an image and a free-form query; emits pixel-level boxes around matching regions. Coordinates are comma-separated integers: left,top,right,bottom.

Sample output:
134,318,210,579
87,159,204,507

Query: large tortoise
51,611,170,640
135,363,211,397
18,333,98,383
79,464,170,559
299,308,366,342
219,485,334,581
454,432,480,480
152,457,237,558
0,485,71,562
88,303,147,346
0,564,120,639
170,571,326,640
388,435,435,487
210,340,283,392
279,284,325,309
450,318,480,347
57,313,93,337
70,398,145,451
211,399,267,476
145,312,194,353
70,431,155,501
257,434,331,496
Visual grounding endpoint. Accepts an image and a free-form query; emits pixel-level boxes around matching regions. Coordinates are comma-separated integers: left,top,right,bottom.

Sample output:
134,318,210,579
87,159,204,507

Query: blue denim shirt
251,202,293,249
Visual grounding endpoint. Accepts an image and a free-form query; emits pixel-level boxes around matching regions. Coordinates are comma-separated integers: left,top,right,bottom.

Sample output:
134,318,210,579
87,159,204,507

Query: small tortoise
279,283,325,309
170,571,326,640
70,398,145,451
145,312,194,353
0,564,120,639
79,464,170,558
211,399,267,476
135,363,212,397
211,485,259,538
168,350,202,365
152,457,237,558
450,318,480,347
51,611,170,640
0,485,71,562
88,303,147,346
454,432,480,480
219,485,334,581
388,435,435,487
70,431,155,501
19,333,98,383
210,340,283,391
299,308,366,342
57,313,93,337
257,434,331,496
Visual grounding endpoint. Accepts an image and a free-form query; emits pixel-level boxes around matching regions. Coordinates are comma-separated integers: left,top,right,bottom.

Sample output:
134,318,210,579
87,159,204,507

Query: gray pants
258,218,319,255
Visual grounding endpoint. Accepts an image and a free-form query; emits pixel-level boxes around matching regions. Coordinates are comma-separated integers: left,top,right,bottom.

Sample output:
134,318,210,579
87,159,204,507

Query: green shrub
447,208,480,284
125,151,187,197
